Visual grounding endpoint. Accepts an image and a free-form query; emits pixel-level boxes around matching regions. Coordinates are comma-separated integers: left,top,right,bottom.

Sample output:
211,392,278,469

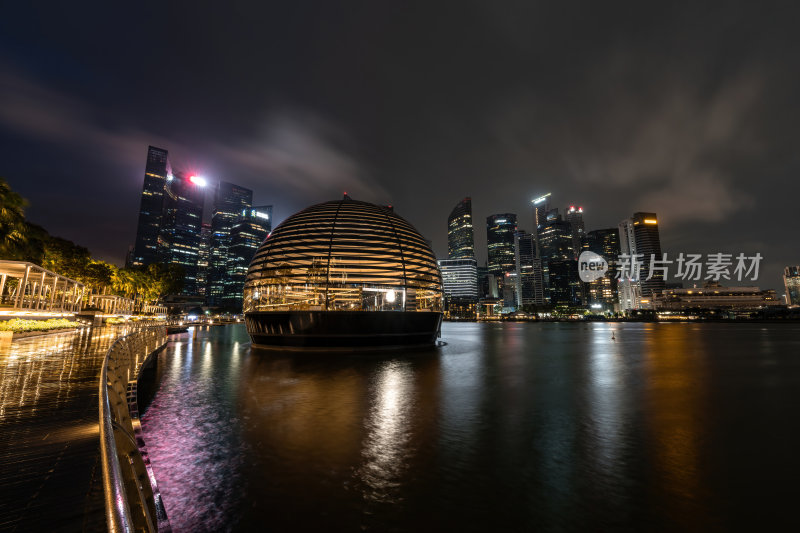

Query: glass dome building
243,195,443,348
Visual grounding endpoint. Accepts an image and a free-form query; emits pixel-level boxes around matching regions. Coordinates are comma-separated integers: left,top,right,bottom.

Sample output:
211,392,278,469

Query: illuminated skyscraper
547,260,580,307
208,182,253,305
784,266,800,305
196,223,212,298
531,193,551,259
448,197,475,259
539,213,582,306
565,205,585,259
586,228,621,307
131,146,170,266
223,206,272,310
157,172,206,295
487,214,517,277
539,215,574,263
514,230,545,307
618,212,664,310
487,214,518,303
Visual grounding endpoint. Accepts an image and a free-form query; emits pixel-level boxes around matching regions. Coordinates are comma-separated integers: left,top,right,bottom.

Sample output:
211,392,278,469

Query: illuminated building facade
208,182,253,306
196,223,211,299
565,205,585,259
618,212,664,310
487,214,517,304
531,193,551,259
223,206,272,310
784,266,800,305
243,196,443,347
438,258,479,319
131,146,170,267
503,272,518,309
514,230,545,307
652,283,783,311
157,172,206,295
547,260,581,307
586,228,621,307
448,197,475,259
539,213,581,305
539,216,573,263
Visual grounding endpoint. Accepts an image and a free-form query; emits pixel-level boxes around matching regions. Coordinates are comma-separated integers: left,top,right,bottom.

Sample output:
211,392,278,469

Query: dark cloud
488,66,763,225
212,109,387,200
0,1,799,290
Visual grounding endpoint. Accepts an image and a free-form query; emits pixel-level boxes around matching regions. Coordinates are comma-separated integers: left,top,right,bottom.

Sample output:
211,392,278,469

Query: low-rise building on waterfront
652,282,783,311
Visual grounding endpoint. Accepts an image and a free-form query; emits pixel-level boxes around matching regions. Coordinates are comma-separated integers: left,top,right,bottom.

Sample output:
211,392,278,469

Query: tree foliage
0,177,29,258
0,178,184,305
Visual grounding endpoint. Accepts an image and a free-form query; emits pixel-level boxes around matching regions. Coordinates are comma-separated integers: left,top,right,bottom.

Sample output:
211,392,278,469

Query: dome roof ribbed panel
246,199,441,290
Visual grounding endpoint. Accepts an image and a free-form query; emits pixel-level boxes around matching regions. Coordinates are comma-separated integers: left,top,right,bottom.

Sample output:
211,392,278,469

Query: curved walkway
0,328,124,532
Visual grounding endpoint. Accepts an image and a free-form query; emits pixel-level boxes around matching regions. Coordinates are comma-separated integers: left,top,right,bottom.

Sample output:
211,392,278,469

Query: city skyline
2,142,789,293
1,2,798,290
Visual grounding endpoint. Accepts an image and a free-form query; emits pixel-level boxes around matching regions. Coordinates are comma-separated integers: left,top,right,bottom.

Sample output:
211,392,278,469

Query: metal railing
99,325,167,533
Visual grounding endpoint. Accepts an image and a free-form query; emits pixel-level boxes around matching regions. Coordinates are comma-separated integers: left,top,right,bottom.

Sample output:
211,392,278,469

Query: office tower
487,214,517,301
538,215,574,262
223,206,272,310
531,193,551,258
448,197,475,259
514,230,545,307
208,182,253,305
618,212,665,310
196,223,212,298
503,272,518,309
547,260,580,307
586,228,621,307
438,258,479,319
539,213,582,306
587,228,621,266
439,259,479,298
617,218,639,310
131,146,170,266
486,273,499,299
784,266,800,305
486,214,517,276
477,265,494,299
565,205,585,259
157,172,206,295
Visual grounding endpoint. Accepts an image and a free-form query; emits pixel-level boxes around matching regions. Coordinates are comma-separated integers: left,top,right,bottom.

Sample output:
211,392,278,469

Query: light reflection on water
141,322,800,532
141,328,246,532
358,360,414,503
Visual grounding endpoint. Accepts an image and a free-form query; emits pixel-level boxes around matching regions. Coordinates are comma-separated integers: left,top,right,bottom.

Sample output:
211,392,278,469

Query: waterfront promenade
0,328,121,532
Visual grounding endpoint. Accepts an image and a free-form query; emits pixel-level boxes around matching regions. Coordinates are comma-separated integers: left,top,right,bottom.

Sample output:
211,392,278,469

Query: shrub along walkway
0,327,120,532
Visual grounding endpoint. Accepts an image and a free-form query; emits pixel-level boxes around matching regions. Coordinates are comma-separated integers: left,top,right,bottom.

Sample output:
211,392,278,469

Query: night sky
1,1,798,291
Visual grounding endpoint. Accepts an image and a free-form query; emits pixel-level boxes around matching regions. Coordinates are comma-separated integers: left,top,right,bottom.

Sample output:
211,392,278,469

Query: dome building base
245,311,443,349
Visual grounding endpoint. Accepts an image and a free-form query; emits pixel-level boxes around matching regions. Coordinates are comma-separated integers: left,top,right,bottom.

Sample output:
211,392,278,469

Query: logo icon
578,251,608,282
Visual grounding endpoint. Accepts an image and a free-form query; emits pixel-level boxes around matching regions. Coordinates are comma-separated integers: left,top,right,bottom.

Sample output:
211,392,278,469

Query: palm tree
0,178,29,258
112,269,135,299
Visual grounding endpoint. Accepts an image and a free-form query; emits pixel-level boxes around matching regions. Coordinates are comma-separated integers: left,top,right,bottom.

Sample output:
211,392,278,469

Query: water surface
141,322,800,532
